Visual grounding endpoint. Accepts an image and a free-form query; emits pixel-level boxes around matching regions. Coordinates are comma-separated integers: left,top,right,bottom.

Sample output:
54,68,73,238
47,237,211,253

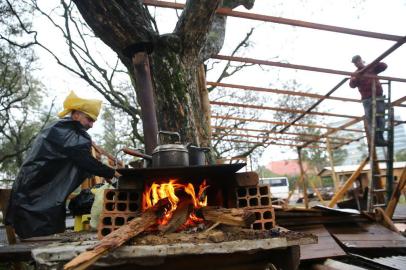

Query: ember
142,179,209,227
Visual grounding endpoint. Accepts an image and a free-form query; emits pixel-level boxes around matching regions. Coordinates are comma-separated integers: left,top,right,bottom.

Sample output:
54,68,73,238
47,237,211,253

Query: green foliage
395,149,406,161
95,101,143,163
0,45,54,181
99,106,121,155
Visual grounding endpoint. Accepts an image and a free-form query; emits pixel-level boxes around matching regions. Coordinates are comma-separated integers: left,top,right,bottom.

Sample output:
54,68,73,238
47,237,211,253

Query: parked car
259,177,290,200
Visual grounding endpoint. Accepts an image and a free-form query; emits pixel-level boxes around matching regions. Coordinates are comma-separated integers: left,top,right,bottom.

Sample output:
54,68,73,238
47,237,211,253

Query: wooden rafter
212,126,354,143
215,138,325,149
301,117,363,148
143,0,403,41
212,55,406,83
207,81,360,103
144,0,406,150
211,115,364,133
212,132,334,145
210,101,359,119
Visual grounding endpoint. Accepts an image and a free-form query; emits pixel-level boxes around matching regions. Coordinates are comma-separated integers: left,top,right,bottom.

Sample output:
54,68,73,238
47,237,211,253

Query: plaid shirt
349,62,387,100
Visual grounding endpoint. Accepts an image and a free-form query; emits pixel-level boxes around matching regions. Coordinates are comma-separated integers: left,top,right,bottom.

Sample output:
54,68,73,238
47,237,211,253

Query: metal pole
132,52,158,155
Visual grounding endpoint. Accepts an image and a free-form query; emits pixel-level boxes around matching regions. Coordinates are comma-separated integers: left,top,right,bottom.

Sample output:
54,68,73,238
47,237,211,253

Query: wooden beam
143,0,403,41
328,157,369,207
207,81,360,103
309,181,326,206
278,78,349,133
212,55,406,83
215,8,403,42
214,138,325,149
392,95,406,106
211,115,364,132
210,101,359,119
212,126,353,143
212,132,330,144
332,135,366,150
297,148,309,209
326,137,340,192
301,117,364,148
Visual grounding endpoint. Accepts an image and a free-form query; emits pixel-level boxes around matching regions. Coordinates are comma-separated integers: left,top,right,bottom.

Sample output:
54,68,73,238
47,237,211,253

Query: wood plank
331,222,406,249
334,240,406,248
335,234,404,241
289,225,346,260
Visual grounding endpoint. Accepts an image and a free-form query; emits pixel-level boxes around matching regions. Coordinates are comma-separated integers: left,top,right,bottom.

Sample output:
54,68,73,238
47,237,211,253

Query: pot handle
122,147,152,160
158,130,181,144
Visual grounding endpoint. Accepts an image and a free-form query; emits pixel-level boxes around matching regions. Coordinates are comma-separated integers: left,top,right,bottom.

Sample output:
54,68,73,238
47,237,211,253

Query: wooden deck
288,224,346,260
329,222,406,249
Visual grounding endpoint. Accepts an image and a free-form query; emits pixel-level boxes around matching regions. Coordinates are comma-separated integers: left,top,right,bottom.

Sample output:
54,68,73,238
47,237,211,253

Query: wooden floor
288,224,346,260
328,222,406,249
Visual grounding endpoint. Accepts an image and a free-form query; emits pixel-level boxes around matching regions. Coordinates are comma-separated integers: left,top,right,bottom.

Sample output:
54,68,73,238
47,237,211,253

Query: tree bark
71,0,254,147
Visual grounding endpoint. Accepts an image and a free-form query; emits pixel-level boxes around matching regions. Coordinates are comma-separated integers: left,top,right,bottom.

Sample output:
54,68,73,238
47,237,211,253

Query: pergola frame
144,0,406,209
143,0,406,150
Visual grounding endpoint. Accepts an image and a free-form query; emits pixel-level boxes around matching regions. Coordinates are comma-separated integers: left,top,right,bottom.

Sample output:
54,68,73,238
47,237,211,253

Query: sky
31,0,406,166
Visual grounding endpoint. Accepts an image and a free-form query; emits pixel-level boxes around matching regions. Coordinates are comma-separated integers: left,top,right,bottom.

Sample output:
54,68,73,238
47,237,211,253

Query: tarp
5,118,114,238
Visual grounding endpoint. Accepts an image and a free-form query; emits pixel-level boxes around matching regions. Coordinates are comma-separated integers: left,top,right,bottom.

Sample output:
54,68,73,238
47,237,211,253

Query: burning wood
142,179,208,227
63,198,170,270
159,198,194,233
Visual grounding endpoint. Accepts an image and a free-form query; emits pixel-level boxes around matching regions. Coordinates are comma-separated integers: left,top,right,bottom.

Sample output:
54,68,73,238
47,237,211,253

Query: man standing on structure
6,91,121,239
350,55,388,146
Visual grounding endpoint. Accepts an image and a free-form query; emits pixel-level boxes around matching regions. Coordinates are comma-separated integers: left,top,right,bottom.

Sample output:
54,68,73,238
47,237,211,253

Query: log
159,198,193,233
63,199,170,270
200,207,256,227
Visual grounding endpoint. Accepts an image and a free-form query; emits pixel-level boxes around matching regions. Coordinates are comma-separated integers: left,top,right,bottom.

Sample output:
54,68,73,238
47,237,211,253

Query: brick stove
97,163,275,239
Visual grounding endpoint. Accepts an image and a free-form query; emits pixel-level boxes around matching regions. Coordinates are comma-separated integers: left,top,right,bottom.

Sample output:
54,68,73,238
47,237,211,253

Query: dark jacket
349,62,387,99
5,118,115,238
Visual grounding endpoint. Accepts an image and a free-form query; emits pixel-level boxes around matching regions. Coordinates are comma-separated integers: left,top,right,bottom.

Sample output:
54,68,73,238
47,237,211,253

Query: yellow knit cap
57,91,102,121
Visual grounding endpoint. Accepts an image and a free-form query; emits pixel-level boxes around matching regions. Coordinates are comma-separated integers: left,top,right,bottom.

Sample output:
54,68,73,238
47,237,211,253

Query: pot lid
153,143,188,153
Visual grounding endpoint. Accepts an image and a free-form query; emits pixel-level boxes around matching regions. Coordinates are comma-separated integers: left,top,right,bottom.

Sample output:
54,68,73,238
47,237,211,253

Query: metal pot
152,131,189,167
188,145,210,166
122,131,189,168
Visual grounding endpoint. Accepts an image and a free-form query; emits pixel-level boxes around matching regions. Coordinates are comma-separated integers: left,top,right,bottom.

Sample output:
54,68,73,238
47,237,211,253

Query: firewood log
200,207,256,227
159,198,193,233
63,199,170,270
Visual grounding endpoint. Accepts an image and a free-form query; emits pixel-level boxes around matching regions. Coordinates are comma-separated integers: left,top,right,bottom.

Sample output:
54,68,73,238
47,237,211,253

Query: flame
143,179,208,226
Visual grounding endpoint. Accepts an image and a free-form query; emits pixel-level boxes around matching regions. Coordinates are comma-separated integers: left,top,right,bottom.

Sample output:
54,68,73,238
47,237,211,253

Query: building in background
264,159,308,176
331,115,406,166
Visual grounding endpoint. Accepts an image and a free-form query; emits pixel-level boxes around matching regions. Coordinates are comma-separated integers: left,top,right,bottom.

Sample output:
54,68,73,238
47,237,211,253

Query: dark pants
362,97,385,140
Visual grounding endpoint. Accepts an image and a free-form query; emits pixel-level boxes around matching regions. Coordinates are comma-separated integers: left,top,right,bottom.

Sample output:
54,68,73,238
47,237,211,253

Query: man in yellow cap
6,91,121,239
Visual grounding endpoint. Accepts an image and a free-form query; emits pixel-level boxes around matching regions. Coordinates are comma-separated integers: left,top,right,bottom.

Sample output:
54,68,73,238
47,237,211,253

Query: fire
142,179,209,226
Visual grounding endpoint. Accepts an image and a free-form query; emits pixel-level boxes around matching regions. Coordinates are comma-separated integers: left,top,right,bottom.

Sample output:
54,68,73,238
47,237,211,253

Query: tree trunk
71,0,254,147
